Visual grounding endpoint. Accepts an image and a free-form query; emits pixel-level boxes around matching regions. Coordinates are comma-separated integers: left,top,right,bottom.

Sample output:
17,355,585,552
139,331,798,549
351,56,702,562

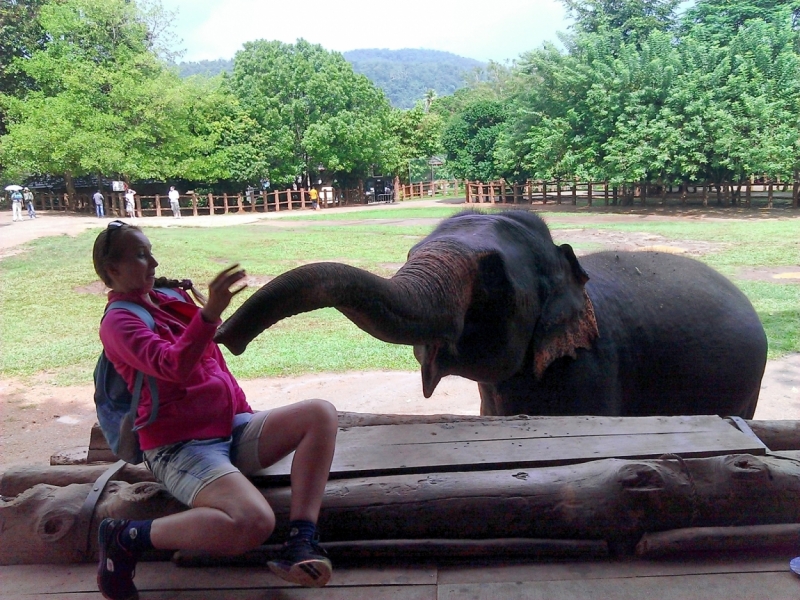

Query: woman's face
107,229,158,294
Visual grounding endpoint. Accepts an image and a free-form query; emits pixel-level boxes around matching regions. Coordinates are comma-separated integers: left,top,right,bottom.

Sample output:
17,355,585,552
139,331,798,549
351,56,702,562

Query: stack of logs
2,413,800,565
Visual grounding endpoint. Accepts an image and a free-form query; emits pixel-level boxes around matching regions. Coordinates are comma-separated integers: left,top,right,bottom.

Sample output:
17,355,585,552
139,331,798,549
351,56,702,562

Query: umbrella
4,184,22,191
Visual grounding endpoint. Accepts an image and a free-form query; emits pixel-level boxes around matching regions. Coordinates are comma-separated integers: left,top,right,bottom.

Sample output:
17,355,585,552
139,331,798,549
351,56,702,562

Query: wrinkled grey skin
216,210,767,418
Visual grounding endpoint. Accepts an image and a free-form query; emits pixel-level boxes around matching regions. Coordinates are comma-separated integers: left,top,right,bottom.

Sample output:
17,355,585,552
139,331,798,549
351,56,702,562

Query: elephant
215,210,768,418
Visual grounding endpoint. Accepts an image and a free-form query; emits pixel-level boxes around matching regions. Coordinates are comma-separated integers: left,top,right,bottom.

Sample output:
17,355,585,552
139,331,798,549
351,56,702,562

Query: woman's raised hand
201,264,247,323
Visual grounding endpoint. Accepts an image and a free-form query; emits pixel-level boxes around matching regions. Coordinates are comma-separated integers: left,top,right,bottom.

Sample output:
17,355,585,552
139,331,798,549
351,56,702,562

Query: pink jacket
99,288,252,450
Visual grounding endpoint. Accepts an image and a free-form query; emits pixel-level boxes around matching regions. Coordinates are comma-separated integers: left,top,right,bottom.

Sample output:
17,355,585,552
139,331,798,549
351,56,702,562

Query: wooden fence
466,180,800,209
398,180,463,200
26,187,373,217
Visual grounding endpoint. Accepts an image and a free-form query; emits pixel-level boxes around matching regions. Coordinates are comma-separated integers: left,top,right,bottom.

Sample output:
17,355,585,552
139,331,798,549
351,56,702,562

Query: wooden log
746,420,800,451
0,480,185,564
636,524,800,557
1,463,156,498
6,453,800,564
173,537,609,567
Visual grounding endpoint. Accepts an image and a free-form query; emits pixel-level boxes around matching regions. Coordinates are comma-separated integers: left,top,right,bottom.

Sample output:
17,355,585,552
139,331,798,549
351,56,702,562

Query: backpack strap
103,301,160,428
154,286,185,301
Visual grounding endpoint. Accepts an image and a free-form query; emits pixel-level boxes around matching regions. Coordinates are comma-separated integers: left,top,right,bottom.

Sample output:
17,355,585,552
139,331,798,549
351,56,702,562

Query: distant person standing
10,189,23,221
309,187,319,211
23,187,36,218
168,186,181,218
93,190,105,218
125,188,136,219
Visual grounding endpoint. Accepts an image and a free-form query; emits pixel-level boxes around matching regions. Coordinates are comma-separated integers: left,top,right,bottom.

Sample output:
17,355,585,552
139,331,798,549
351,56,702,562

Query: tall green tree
441,100,507,181
0,0,184,193
0,0,46,135
562,0,681,46
386,104,443,180
175,75,267,187
229,39,393,186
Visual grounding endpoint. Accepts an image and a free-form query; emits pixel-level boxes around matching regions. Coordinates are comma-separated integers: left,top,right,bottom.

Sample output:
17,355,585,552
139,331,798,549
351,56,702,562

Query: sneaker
267,537,332,587
97,519,140,600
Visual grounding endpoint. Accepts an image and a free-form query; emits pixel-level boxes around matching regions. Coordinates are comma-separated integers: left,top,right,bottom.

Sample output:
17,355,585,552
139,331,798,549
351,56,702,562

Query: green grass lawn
1,206,798,386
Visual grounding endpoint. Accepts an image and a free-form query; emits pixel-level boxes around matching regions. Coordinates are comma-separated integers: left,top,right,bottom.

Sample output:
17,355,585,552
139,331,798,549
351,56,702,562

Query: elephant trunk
215,241,476,355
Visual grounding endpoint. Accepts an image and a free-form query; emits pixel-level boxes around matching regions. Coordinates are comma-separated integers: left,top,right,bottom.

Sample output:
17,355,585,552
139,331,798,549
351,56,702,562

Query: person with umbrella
7,185,23,222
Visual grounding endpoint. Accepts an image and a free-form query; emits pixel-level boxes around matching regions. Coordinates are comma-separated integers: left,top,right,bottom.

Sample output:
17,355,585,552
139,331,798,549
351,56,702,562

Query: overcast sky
160,0,571,64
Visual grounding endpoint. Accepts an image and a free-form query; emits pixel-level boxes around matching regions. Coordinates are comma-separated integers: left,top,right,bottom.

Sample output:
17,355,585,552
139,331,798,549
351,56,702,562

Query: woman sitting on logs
92,220,338,599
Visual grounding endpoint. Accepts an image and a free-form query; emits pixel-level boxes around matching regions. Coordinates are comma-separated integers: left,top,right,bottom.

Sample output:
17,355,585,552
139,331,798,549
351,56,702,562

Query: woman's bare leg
256,399,338,522
149,472,274,555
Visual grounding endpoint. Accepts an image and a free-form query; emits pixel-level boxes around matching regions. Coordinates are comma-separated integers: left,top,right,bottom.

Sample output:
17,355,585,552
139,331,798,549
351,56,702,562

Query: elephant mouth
415,341,444,398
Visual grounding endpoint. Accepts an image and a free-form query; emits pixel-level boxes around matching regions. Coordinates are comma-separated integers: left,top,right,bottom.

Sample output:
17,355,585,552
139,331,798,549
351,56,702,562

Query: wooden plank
437,553,794,584
0,563,436,595
0,588,437,600
254,416,765,482
437,573,799,600
336,416,739,444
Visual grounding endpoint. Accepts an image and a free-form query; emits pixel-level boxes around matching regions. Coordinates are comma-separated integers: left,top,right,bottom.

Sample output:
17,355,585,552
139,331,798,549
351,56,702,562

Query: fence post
153,194,161,217
556,180,562,204
587,182,593,206
572,179,577,205
135,195,142,218
207,193,213,215
191,193,198,216
223,193,229,214
237,193,243,212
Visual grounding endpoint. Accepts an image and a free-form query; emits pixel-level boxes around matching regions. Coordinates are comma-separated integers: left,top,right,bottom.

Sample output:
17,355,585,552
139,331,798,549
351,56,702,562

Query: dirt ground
1,201,798,471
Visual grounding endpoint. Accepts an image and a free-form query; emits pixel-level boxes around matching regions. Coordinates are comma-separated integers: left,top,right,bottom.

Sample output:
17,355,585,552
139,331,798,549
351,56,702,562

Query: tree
441,100,507,181
0,0,184,195
682,0,800,42
175,75,267,187
386,104,444,181
229,39,394,186
0,0,46,136
562,0,681,45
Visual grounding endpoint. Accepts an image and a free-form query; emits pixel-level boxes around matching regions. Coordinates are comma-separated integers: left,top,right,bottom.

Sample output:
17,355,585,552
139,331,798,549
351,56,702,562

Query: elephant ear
531,244,599,379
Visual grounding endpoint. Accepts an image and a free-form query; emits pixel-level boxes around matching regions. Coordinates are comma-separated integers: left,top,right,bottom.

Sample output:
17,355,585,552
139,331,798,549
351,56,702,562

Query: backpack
93,287,185,464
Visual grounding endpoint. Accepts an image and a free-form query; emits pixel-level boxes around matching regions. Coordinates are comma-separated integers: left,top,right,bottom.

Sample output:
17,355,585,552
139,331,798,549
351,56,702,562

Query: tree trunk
636,523,800,557
5,453,800,565
0,480,185,565
64,171,76,211
768,179,774,209
746,179,752,208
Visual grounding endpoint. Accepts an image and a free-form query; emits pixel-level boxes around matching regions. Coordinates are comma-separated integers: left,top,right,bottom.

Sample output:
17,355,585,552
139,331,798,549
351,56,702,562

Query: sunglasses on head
103,220,127,256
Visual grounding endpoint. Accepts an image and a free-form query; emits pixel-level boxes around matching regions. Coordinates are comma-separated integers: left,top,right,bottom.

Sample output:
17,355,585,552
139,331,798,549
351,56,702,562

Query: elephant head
215,210,599,396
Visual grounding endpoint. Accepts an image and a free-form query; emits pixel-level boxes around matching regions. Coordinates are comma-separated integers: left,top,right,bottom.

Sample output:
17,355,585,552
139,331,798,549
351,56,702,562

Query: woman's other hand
201,264,247,323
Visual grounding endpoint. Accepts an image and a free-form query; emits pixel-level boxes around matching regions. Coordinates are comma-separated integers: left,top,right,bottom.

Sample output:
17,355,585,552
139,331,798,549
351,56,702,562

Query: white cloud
161,0,569,63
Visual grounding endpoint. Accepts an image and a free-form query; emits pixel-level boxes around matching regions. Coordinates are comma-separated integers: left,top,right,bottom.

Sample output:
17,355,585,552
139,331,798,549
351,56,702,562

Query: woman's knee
304,399,338,434
230,502,276,551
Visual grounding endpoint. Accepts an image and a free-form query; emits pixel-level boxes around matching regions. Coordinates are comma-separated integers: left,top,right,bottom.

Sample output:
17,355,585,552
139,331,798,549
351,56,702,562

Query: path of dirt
1,201,798,470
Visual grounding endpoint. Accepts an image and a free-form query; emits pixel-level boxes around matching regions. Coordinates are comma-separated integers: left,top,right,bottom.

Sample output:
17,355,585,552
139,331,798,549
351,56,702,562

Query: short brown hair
92,221,141,287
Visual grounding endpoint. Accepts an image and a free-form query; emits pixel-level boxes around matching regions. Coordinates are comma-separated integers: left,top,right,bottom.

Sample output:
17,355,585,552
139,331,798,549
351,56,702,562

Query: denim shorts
143,411,270,507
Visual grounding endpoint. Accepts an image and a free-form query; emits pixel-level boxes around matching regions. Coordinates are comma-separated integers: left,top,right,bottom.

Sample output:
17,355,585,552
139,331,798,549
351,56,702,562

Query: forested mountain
177,58,233,78
343,49,484,108
177,48,484,108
